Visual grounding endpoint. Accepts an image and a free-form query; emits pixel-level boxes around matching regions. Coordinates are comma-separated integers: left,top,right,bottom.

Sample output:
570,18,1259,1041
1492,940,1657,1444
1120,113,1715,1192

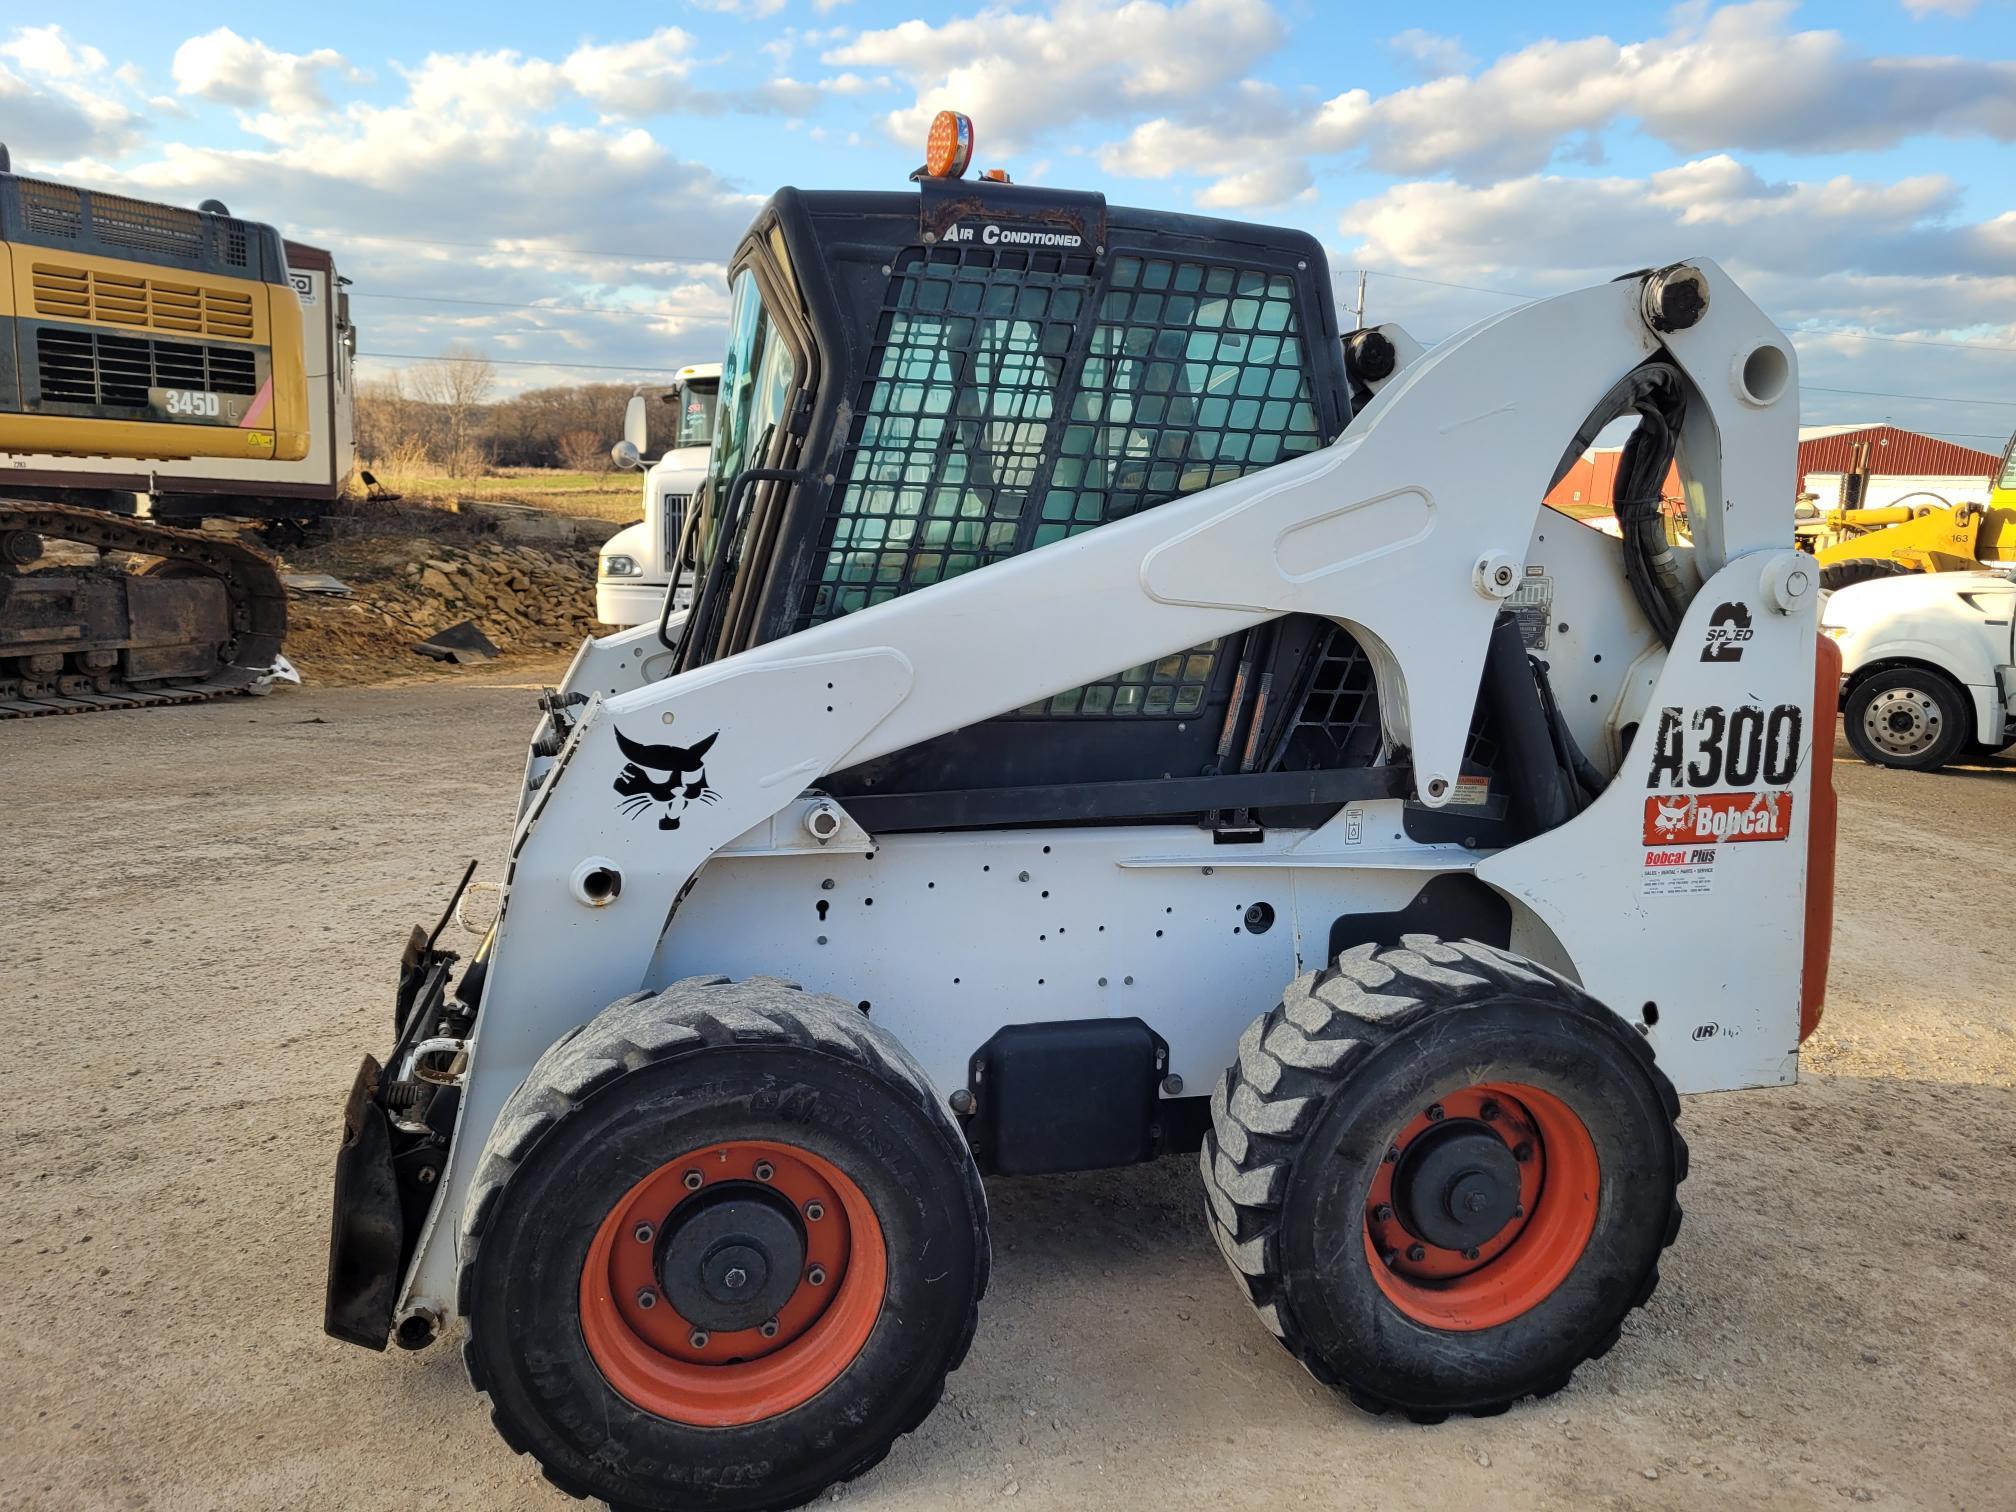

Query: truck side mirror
623,394,648,452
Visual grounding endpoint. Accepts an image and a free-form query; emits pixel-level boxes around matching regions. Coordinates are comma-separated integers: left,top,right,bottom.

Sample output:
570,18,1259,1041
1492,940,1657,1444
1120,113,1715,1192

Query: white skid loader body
386,259,1815,1330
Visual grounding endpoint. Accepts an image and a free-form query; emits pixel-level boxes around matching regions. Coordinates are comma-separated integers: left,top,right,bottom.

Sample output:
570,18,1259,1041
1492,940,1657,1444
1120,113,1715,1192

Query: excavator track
0,502,287,719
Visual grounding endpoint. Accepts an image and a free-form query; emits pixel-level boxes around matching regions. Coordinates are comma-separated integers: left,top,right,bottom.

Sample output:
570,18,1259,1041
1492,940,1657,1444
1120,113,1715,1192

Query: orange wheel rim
1362,1082,1598,1332
579,1139,886,1426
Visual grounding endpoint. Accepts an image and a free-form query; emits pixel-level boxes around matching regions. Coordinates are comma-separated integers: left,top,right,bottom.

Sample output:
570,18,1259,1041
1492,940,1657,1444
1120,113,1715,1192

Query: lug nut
633,1222,654,1244
754,1160,775,1182
636,1289,657,1310
1381,1249,1400,1270
805,1201,825,1222
1384,1146,1400,1164
683,1169,704,1190
760,1319,780,1339
1513,1142,1534,1163
1425,1103,1445,1123
689,1330,709,1349
723,1267,748,1289
1463,1247,1481,1261
1480,1100,1500,1121
1513,1204,1526,1218
1406,1244,1426,1263
1372,1203,1394,1223
807,1265,827,1287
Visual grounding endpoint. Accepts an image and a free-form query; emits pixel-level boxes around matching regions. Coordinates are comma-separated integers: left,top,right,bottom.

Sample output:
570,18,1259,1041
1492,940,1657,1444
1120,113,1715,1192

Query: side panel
650,827,1438,1102
1479,551,1816,1091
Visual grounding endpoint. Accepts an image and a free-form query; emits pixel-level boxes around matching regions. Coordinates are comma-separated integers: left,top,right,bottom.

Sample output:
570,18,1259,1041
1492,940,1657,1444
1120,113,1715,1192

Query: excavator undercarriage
0,501,286,715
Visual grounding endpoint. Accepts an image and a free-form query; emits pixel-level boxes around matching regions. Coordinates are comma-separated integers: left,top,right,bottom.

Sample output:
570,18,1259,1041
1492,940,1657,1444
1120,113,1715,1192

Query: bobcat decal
613,728,720,830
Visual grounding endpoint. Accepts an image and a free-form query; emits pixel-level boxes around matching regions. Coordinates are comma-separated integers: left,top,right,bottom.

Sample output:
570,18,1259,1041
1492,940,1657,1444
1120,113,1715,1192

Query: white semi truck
595,363,720,627
1822,567,2016,769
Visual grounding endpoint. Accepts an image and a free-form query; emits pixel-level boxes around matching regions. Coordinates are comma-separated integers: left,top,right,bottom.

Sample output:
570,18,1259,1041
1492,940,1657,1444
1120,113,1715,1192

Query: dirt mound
282,534,604,686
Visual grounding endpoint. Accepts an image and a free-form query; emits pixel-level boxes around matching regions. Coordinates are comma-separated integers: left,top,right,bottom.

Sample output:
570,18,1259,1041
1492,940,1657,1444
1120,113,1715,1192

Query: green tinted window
806,247,1323,717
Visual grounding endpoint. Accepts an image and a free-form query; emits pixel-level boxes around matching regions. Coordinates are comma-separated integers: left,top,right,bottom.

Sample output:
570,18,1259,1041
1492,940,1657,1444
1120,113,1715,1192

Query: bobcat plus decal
613,729,721,830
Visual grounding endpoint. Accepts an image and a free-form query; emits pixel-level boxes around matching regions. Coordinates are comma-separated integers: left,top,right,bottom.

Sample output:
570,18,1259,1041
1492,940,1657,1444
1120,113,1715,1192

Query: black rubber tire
1201,936,1685,1421
1818,558,1913,594
1842,666,1970,771
457,975,989,1512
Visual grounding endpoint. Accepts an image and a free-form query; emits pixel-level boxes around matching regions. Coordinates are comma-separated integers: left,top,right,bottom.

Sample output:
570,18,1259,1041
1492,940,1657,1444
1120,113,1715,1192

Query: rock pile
401,541,603,648
282,536,607,684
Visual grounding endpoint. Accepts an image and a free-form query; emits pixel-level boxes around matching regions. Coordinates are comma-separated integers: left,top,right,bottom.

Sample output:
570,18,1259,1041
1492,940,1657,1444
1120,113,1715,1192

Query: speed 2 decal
1701,601,1754,663
1647,702,1802,791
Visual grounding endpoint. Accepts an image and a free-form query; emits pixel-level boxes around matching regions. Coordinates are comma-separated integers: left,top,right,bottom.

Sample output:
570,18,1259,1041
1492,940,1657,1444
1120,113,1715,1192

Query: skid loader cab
677,180,1500,836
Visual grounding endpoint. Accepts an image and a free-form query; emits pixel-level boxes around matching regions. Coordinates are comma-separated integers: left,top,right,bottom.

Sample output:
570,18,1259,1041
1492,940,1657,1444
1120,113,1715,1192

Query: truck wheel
458,976,988,1512
1843,666,1968,770
1201,937,1685,1420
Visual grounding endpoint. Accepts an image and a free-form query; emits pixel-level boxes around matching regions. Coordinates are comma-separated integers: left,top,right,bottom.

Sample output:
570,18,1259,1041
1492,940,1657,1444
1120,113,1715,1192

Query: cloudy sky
6,0,2012,449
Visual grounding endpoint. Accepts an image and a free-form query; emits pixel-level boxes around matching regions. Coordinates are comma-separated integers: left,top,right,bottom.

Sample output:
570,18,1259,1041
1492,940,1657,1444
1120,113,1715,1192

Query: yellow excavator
0,145,353,715
1799,426,2016,589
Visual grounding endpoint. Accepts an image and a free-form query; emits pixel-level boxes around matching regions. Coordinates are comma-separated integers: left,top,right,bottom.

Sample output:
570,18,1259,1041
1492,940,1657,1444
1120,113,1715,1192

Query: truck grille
36,327,259,409
32,262,257,340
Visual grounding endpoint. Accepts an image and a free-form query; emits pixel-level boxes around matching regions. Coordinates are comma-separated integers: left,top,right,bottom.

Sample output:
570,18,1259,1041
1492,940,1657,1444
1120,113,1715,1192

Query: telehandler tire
457,976,989,1512
1817,558,1912,594
1201,936,1685,1421
1843,665,1968,770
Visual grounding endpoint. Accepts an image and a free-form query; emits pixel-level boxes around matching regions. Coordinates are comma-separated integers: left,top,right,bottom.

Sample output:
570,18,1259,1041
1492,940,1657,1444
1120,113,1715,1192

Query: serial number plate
150,387,247,424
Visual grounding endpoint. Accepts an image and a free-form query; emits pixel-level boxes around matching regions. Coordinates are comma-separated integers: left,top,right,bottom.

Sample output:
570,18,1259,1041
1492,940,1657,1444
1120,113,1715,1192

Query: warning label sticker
1446,774,1492,808
1641,790,1794,847
1641,845,1718,896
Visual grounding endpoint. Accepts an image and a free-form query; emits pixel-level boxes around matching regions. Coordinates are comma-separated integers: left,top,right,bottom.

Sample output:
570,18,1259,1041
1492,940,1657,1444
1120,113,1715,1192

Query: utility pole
1353,269,1367,330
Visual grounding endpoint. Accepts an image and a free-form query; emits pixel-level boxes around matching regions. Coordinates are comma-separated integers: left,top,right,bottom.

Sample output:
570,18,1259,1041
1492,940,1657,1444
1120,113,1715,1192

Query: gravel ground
1,671,2011,1511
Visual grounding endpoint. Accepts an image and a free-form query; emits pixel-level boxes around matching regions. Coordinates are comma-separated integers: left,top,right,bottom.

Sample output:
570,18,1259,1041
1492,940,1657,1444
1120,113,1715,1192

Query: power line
340,229,719,264
1791,328,2016,358
358,349,666,374
352,289,679,318
1805,384,2016,409
1358,267,1537,300
1357,268,2016,358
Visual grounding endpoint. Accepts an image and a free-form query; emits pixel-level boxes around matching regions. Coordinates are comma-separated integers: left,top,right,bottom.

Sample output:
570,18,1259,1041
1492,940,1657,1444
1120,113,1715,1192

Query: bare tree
407,344,497,477
555,428,610,473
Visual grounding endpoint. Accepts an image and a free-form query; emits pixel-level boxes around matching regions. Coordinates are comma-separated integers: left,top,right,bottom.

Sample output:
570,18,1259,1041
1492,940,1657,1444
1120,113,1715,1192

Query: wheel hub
1864,688,1938,757
656,1185,806,1333
1392,1121,1522,1251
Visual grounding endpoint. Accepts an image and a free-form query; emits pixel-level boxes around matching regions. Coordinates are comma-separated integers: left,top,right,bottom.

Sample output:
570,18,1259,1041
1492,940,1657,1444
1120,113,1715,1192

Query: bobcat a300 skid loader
325,114,1836,1512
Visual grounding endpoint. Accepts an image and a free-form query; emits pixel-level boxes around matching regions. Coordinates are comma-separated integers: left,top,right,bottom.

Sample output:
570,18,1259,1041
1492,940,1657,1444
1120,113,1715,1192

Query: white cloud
1335,155,2016,351
172,28,361,116
561,29,696,117
688,0,790,15
1102,1,2016,202
3,25,106,78
1387,28,1474,78
1901,0,1977,16
0,26,142,163
826,0,1286,154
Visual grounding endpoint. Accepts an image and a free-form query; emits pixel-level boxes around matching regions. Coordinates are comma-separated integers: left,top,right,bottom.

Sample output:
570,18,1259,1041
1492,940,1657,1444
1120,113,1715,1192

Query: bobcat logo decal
613,728,720,830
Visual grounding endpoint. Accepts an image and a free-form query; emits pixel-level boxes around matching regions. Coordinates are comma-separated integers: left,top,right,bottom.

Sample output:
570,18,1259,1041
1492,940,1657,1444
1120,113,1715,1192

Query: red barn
1544,423,2005,519
1793,424,2001,488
